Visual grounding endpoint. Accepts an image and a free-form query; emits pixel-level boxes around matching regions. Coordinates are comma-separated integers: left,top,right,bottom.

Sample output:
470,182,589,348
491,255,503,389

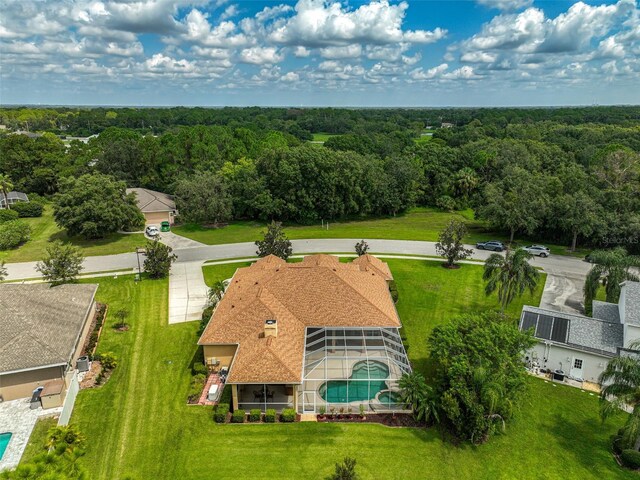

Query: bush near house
249,409,262,422
214,404,229,423
280,409,296,423
388,280,399,303
187,374,206,403
0,220,31,249
621,450,640,470
12,201,43,218
231,410,245,424
264,409,276,423
0,209,19,223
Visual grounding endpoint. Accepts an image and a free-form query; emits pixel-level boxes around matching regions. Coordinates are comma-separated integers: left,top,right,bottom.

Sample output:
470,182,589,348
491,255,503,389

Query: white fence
58,372,79,426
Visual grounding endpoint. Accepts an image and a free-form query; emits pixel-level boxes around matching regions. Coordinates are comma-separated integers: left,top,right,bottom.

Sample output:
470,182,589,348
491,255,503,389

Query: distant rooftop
126,188,175,213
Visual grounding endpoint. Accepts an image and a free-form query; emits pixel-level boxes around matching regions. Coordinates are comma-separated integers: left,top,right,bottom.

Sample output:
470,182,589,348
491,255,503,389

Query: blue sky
1,0,639,106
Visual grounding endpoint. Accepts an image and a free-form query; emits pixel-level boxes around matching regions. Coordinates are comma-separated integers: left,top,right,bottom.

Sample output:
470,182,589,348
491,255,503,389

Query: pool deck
0,398,62,471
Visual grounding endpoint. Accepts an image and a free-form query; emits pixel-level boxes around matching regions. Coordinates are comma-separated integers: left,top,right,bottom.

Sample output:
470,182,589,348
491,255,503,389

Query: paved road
4,238,591,315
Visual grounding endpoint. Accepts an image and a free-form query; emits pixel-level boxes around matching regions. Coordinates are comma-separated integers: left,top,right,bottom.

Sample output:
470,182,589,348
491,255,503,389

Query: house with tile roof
198,254,411,414
0,284,98,405
519,280,640,385
126,187,177,225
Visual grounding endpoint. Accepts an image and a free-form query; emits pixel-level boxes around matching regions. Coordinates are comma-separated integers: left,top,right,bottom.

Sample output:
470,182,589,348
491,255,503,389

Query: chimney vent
264,319,277,338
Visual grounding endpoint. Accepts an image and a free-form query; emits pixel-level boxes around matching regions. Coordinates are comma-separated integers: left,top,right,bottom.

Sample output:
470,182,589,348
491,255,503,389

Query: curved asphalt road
4,238,590,315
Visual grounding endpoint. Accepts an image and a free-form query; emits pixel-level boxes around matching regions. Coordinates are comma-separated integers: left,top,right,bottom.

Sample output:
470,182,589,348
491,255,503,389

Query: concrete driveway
169,261,209,324
158,231,205,250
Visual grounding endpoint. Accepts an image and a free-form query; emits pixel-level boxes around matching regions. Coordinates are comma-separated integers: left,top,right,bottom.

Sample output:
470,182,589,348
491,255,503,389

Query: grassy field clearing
175,207,587,257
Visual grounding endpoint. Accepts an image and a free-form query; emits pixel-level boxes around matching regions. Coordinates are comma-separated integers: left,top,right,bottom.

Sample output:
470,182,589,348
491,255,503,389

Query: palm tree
208,280,226,307
483,248,540,311
454,167,479,200
398,371,439,424
0,173,14,210
599,343,640,451
584,247,640,315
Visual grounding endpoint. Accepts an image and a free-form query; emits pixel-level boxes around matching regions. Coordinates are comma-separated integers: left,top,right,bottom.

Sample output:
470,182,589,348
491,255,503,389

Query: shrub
621,450,640,469
0,220,31,249
231,410,245,423
192,362,208,376
280,408,296,423
388,280,399,303
264,409,276,423
187,374,206,402
214,403,229,423
0,209,19,223
198,306,214,336
99,352,118,370
12,201,43,218
436,195,456,212
249,409,262,422
86,331,99,355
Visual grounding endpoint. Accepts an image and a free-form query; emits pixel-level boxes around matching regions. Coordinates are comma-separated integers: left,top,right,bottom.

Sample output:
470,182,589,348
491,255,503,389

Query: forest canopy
1,106,638,252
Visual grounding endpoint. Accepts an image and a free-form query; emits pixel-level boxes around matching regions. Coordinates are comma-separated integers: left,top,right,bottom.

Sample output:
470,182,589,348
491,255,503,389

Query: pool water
319,360,390,403
0,432,12,460
378,391,402,405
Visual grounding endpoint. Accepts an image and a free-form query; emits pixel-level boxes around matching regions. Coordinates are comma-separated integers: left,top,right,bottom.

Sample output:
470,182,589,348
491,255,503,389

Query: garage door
144,211,170,225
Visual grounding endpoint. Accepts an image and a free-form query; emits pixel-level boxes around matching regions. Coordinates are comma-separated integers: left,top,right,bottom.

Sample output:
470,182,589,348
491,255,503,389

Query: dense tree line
1,107,638,252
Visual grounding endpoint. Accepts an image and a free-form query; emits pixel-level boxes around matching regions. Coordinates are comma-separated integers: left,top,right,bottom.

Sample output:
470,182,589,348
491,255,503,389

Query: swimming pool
377,390,402,405
319,360,390,403
0,432,12,461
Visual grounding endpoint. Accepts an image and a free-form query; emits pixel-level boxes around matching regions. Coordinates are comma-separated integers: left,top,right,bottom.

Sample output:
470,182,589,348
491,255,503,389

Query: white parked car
145,225,160,238
521,245,550,257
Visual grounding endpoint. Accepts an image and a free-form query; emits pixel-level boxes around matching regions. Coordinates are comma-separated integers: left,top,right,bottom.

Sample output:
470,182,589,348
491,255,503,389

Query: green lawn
173,207,587,257
20,416,58,463
311,132,340,142
0,205,145,263
66,260,630,479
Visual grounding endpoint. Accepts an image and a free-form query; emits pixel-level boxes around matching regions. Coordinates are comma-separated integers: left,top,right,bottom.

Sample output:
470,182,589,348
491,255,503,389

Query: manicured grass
0,205,145,263
70,262,628,480
173,207,587,257
19,416,58,464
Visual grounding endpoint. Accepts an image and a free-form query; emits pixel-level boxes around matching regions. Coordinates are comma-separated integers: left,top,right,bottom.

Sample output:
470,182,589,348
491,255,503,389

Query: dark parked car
476,240,505,252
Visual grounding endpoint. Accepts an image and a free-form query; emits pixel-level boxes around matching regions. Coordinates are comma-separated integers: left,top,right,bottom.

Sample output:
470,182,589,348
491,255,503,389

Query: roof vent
264,319,277,338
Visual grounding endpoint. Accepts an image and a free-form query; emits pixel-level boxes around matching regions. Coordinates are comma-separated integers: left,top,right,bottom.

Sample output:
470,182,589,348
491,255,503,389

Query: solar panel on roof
536,315,553,340
551,317,569,343
521,311,537,332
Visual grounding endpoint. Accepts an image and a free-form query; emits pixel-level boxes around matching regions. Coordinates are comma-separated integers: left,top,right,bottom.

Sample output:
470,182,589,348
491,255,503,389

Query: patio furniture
253,390,265,402
266,390,274,402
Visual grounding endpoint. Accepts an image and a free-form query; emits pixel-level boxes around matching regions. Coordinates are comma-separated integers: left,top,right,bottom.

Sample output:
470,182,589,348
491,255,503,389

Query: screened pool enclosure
299,327,411,413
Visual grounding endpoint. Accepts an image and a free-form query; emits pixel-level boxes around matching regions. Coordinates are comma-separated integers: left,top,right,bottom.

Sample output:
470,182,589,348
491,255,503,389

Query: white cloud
239,46,283,64
182,10,251,47
268,0,446,47
476,0,532,12
293,46,311,57
320,44,362,59
280,71,300,82
220,5,239,21
410,63,448,80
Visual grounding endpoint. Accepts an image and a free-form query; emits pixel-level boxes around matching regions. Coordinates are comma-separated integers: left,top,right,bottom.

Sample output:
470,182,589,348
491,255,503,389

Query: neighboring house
198,254,410,414
441,122,455,128
126,187,177,225
519,281,640,385
0,284,98,406
0,191,28,209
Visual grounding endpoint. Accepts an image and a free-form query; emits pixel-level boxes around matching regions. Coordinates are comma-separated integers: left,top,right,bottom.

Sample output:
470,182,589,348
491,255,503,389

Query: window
573,359,583,369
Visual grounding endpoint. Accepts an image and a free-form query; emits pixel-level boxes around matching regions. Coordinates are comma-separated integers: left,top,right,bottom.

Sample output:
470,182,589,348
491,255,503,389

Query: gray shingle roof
521,305,623,357
126,188,175,213
0,284,98,374
592,300,621,324
622,281,640,327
